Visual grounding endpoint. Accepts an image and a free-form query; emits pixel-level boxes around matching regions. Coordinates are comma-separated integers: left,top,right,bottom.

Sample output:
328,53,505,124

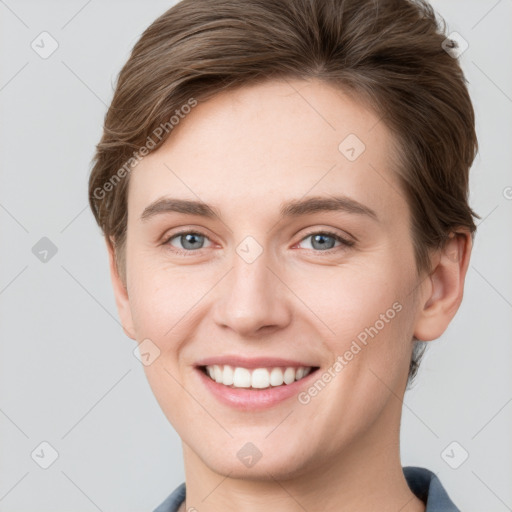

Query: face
115,78,428,479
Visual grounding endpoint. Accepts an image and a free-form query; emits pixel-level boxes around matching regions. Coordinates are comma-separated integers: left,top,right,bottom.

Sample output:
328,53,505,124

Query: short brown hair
88,0,479,386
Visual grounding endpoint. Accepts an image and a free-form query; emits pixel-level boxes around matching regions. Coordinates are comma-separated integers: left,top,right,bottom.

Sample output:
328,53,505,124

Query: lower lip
195,367,319,411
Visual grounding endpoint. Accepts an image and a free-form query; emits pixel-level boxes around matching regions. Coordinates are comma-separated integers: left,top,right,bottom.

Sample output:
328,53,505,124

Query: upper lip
195,355,319,369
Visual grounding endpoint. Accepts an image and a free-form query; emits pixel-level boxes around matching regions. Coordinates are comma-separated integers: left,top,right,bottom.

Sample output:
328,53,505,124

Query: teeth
269,367,284,386
205,365,313,389
233,367,251,388
283,367,296,384
222,364,234,385
251,368,269,388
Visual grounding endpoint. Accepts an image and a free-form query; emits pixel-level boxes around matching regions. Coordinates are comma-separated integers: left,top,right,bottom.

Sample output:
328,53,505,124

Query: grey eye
299,232,345,251
168,232,212,251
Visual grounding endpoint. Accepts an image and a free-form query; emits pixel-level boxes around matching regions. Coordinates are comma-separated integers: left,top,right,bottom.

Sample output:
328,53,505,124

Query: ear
106,237,136,340
413,231,472,341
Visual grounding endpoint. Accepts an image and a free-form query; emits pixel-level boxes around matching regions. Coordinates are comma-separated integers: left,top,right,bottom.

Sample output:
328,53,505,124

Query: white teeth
233,367,251,387
269,367,284,386
223,364,234,385
283,367,296,385
251,368,269,389
213,365,223,383
204,365,314,389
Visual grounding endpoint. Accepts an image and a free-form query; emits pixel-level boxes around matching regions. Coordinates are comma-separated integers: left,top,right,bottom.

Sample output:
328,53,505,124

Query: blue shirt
153,466,460,511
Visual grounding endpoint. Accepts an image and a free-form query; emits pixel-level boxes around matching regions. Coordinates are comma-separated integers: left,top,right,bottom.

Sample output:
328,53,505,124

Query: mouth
193,355,322,409
197,364,321,390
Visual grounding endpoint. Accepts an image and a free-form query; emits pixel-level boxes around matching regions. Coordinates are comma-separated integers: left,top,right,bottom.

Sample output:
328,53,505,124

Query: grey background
0,1,511,511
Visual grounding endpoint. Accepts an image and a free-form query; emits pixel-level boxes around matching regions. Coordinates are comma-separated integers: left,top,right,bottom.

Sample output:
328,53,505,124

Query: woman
88,0,477,510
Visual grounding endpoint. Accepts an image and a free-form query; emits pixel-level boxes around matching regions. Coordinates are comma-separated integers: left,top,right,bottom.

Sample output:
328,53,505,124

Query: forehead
128,78,408,224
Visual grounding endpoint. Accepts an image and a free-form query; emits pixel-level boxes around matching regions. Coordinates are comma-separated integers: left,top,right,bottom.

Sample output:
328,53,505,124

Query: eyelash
162,229,354,256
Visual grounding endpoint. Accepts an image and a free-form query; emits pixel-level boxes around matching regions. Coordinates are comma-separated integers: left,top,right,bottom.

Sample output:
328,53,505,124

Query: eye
296,230,354,252
162,228,354,256
164,230,212,254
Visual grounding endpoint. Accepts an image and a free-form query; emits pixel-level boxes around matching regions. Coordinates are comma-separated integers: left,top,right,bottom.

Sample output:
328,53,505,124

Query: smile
201,364,316,389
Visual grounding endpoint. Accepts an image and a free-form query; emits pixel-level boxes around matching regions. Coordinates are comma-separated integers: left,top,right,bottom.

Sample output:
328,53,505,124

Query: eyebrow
140,194,378,222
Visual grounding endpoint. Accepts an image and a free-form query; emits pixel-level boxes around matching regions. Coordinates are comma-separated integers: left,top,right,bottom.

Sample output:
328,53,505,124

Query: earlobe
106,237,136,340
413,232,472,342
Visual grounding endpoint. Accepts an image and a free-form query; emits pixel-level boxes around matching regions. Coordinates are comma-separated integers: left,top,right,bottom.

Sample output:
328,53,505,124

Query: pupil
183,233,202,249
313,234,334,250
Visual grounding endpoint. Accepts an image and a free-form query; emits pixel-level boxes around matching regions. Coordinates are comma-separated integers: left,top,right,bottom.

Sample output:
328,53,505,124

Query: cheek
299,285,415,446
126,251,202,339
288,260,407,338
127,278,166,340
286,258,417,395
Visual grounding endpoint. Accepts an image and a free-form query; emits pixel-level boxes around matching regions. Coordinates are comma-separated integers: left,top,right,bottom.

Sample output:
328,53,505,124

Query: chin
198,441,316,482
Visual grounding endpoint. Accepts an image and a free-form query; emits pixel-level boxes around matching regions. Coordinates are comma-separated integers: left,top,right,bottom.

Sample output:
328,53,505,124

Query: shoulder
403,466,461,511
153,482,186,512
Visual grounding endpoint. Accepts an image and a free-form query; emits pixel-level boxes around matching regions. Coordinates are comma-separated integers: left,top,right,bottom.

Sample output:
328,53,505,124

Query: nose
212,245,292,338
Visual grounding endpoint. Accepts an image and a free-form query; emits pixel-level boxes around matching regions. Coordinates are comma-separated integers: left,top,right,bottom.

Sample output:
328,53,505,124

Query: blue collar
403,466,460,511
154,466,460,511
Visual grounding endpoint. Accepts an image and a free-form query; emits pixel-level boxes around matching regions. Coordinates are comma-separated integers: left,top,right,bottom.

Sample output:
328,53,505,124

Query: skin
107,78,471,512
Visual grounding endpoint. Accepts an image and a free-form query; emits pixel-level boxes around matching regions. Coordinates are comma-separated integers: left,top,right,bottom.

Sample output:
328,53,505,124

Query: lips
195,362,321,410
192,355,322,409
194,355,319,369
